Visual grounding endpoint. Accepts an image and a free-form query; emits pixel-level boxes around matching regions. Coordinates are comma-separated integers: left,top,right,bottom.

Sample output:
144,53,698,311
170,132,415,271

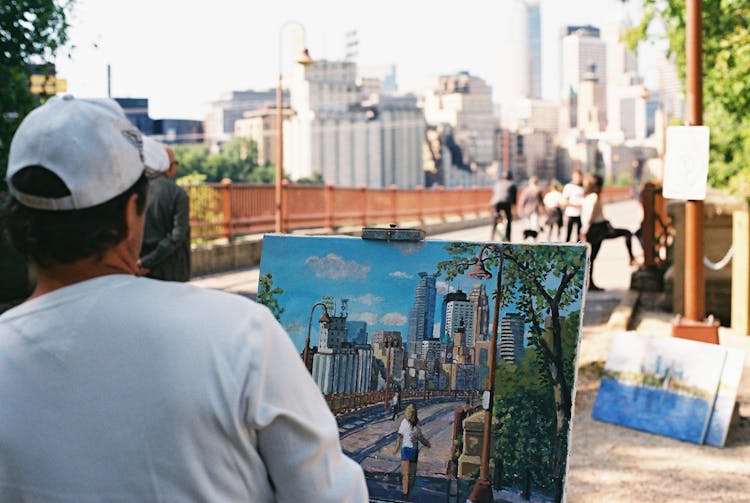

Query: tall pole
275,72,284,234
480,257,502,481
384,340,393,407
684,0,704,321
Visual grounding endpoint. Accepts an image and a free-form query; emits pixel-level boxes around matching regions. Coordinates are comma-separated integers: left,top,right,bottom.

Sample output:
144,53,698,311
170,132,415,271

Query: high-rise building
495,1,541,127
203,89,283,148
469,284,490,344
312,308,373,395
286,59,423,188
560,25,607,130
439,291,465,344
499,313,525,365
406,272,437,357
423,72,495,167
444,291,475,347
527,1,542,100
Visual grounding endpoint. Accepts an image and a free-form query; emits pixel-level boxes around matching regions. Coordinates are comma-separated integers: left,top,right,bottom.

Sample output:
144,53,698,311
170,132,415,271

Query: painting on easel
259,234,588,502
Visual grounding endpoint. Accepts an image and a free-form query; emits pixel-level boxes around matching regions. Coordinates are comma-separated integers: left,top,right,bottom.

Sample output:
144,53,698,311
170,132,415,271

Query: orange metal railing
185,182,634,242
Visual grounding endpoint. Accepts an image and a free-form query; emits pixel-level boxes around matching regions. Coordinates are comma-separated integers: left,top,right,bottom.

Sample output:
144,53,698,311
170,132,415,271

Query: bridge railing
184,181,633,242
325,389,476,416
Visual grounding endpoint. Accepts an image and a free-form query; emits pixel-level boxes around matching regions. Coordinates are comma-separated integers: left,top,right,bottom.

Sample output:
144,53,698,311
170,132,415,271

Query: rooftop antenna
345,30,359,62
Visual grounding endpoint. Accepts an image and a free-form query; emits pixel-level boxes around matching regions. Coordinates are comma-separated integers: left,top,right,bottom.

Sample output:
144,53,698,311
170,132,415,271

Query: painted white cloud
284,322,302,336
436,280,454,295
305,253,370,280
351,293,384,306
349,312,379,325
380,312,408,326
389,271,413,280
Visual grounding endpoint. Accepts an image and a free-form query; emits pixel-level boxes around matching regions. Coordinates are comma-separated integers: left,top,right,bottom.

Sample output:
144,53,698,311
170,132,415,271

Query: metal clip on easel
360,223,425,242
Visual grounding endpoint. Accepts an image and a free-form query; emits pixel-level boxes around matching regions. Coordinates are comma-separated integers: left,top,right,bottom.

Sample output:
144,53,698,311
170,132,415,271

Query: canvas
705,347,746,447
592,332,729,444
258,234,588,502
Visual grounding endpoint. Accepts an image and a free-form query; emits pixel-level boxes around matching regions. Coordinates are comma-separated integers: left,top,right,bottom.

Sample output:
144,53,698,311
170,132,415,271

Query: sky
55,0,656,120
259,235,585,352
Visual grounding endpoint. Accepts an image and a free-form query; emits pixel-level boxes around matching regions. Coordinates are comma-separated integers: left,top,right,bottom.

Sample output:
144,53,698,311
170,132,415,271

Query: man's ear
125,193,144,241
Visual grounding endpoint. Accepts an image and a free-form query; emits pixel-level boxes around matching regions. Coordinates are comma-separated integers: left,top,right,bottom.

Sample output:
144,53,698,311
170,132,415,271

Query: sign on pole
663,126,710,200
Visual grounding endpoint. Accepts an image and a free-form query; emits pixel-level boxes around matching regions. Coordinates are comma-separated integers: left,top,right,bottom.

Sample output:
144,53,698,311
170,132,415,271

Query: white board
663,126,710,200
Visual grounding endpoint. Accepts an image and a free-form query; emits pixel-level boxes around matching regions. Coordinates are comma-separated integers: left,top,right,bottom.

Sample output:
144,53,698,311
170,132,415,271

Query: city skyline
259,235,584,353
55,0,656,120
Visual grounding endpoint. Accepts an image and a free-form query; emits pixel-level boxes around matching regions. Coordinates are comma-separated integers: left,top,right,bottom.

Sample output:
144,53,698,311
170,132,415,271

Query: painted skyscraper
406,272,437,357
469,284,490,344
499,313,525,365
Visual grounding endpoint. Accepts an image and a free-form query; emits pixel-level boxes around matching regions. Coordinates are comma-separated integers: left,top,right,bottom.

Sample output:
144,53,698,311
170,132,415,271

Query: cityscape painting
258,234,588,502
592,332,729,444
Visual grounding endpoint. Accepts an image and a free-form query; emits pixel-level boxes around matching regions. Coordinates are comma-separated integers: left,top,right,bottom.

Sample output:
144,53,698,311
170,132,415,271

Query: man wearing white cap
137,136,191,281
0,96,368,502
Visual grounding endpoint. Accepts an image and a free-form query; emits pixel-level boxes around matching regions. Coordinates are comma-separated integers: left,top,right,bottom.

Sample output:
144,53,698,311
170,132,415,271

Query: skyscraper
496,0,542,127
560,25,607,130
445,293,475,347
469,284,490,344
406,273,437,357
499,313,525,365
527,0,542,100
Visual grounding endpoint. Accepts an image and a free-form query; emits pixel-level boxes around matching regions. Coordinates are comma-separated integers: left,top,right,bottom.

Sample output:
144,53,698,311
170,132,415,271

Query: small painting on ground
258,234,589,502
592,332,745,446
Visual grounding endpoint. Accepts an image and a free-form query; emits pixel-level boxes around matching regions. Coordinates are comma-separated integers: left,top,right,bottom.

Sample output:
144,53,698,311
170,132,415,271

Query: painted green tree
257,272,284,321
625,0,750,195
436,243,586,501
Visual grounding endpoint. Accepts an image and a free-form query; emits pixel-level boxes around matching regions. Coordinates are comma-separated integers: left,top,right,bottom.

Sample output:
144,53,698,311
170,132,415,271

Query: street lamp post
466,243,504,503
304,302,331,373
276,22,314,234
383,335,398,407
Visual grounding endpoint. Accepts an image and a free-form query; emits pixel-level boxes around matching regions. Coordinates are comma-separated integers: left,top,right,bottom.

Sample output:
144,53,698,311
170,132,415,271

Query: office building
406,272,437,358
204,89,283,148
469,284,490,344
286,59,423,188
423,72,495,167
499,313,525,365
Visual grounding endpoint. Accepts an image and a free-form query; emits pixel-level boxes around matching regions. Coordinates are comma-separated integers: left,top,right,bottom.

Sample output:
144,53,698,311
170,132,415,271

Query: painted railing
184,181,633,241
325,389,476,416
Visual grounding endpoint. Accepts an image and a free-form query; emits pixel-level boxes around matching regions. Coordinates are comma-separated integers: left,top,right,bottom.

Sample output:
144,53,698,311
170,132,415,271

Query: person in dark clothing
137,145,191,281
580,174,635,291
489,171,517,241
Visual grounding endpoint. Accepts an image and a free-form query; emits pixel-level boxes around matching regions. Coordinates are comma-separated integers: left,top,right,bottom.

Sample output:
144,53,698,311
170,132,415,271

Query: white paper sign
663,126,710,200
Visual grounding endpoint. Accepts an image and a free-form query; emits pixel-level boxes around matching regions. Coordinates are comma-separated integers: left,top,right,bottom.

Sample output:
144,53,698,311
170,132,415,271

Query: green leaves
257,272,284,321
627,0,750,193
1,0,73,179
173,137,271,183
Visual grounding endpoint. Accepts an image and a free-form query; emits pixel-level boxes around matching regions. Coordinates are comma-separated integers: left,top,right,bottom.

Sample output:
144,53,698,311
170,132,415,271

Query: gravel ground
565,299,750,503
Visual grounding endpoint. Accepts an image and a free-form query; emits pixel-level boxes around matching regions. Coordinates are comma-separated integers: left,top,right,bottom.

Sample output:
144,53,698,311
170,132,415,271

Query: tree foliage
436,242,586,502
173,137,274,184
1,0,73,179
627,0,750,194
257,272,284,321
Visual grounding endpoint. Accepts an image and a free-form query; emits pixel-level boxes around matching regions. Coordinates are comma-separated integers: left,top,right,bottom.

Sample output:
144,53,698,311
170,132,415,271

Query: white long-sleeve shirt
0,275,367,502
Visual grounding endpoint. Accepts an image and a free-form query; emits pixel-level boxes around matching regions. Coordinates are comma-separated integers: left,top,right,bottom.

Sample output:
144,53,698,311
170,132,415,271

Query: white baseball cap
142,136,169,172
6,95,145,210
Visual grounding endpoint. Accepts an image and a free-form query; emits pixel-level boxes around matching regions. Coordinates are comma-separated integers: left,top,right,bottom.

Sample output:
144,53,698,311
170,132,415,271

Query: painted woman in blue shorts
393,404,431,496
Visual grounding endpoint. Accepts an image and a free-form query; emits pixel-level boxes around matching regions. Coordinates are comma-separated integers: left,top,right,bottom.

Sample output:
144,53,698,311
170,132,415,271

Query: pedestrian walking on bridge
394,404,431,496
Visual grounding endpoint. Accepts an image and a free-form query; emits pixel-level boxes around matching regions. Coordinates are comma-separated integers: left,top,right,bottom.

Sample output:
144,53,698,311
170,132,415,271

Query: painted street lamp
304,302,331,372
383,335,399,407
276,21,314,234
466,243,504,503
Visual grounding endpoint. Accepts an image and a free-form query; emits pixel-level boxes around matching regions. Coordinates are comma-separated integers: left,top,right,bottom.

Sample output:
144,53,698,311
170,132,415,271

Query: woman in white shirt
393,403,431,496
581,174,636,291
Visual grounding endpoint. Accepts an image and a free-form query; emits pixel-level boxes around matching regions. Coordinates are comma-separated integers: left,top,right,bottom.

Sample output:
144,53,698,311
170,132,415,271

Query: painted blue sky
260,235,586,352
